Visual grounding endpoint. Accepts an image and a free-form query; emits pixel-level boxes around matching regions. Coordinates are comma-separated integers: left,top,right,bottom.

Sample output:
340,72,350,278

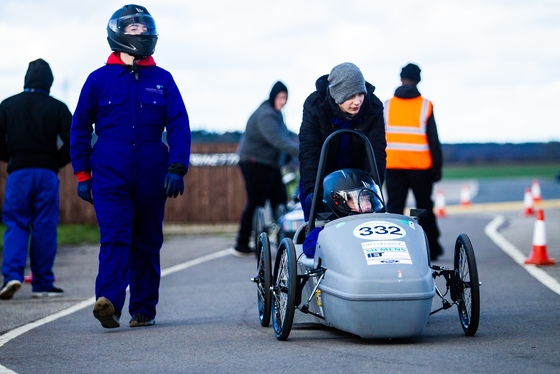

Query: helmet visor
108,14,157,36
331,188,383,215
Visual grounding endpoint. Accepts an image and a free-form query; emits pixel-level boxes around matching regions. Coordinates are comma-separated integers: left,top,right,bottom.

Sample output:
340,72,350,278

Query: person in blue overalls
70,4,191,329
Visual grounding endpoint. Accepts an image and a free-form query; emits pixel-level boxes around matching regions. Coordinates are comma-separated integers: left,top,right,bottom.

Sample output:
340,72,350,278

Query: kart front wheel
272,238,297,341
454,234,480,336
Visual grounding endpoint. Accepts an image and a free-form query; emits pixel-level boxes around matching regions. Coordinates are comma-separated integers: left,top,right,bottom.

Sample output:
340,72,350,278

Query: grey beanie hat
328,62,367,104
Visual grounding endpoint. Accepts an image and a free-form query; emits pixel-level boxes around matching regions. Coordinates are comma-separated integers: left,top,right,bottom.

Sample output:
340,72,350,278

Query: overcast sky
1,0,559,144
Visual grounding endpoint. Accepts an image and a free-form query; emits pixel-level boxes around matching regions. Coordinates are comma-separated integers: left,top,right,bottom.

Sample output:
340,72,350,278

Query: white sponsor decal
353,220,406,240
189,153,239,166
362,241,412,265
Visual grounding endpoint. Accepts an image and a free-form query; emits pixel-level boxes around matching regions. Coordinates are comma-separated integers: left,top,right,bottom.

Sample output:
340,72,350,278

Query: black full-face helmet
323,168,385,217
107,4,158,58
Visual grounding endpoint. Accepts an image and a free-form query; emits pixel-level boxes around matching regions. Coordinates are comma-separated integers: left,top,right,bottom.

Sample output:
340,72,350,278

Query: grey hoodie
238,100,298,168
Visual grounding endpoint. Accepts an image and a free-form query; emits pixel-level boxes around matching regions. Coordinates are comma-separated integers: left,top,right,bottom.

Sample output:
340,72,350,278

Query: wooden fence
0,143,246,225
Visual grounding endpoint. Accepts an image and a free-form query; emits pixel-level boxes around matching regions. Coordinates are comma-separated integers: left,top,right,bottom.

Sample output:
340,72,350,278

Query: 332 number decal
358,225,402,236
353,221,406,240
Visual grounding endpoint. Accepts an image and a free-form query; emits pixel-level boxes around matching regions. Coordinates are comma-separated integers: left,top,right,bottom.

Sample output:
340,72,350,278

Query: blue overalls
71,56,191,318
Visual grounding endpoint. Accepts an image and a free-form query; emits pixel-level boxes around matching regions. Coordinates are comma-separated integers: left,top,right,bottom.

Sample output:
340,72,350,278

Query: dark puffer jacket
298,75,387,196
0,59,72,173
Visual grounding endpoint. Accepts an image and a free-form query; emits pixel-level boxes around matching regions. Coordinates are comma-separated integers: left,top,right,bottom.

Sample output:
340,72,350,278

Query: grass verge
443,163,559,179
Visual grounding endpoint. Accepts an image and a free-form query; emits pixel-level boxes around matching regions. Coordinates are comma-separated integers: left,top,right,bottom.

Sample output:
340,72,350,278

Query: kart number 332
353,221,407,240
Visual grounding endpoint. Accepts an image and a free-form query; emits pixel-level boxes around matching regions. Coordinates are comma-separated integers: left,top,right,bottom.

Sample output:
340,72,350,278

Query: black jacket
298,75,387,196
392,85,442,173
0,59,72,173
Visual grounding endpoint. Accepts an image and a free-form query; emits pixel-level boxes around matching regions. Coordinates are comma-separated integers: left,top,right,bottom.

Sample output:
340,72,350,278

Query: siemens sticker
362,241,412,265
352,220,407,240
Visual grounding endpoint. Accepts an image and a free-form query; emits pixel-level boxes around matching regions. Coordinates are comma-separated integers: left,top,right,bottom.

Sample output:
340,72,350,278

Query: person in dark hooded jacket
234,81,299,255
0,58,71,300
299,62,387,221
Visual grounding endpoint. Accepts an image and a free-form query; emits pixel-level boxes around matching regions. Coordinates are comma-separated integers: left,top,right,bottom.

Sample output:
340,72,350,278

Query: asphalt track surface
1,177,559,373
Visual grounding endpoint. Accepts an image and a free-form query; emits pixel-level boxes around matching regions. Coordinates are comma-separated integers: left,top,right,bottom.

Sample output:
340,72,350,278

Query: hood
394,84,421,99
24,59,53,93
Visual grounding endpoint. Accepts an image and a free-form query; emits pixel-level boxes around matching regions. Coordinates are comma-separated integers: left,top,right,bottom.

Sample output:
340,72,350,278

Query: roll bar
307,129,383,233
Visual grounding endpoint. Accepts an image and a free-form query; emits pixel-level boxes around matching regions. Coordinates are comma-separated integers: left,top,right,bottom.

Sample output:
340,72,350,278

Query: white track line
485,215,560,295
0,248,232,373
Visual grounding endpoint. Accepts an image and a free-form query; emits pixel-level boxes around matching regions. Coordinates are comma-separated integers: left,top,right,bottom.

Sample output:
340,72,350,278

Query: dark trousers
237,161,287,246
385,169,443,258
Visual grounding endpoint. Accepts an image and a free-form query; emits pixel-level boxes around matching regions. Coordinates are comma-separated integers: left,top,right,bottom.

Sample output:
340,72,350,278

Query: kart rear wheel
252,206,265,250
256,233,272,327
272,238,297,341
454,234,480,336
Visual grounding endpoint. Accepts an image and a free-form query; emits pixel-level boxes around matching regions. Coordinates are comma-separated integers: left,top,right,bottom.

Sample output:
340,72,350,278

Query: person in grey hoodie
234,81,299,255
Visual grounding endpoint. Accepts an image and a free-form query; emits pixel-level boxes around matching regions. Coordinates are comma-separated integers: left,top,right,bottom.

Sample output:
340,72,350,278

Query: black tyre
252,206,265,250
454,234,480,336
272,238,297,341
255,233,272,327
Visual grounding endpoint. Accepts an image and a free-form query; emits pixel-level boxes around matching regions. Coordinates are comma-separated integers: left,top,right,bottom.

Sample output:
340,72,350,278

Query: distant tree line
187,131,560,165
442,142,560,164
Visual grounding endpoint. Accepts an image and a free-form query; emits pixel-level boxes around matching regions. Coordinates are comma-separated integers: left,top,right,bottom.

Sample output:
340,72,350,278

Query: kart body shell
293,212,434,339
253,129,480,341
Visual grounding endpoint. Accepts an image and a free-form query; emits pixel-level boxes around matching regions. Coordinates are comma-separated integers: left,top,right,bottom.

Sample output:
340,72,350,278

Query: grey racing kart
252,129,480,340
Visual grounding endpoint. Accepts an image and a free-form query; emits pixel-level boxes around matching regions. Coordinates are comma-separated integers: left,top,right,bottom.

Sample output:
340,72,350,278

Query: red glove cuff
75,171,92,182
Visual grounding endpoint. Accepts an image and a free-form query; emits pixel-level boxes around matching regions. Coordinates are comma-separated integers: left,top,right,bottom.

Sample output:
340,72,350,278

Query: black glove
164,173,184,198
431,168,442,183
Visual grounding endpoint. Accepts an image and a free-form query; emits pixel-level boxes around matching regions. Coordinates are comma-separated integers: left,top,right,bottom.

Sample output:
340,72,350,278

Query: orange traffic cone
460,184,471,207
525,210,555,265
532,179,542,203
523,187,534,216
434,189,446,217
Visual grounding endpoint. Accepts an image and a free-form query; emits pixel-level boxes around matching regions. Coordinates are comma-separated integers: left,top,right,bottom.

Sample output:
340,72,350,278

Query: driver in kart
340,191,373,213
302,168,384,258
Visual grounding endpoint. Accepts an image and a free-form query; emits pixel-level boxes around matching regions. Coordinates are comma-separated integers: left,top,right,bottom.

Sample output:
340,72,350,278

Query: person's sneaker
32,286,64,298
129,313,155,327
0,280,22,300
93,297,121,329
232,243,254,257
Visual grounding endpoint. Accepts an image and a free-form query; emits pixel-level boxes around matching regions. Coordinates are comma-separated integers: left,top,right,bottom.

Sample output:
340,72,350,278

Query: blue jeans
2,169,60,291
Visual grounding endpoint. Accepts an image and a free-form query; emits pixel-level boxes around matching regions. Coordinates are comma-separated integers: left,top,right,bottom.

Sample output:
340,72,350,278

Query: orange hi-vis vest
384,96,433,170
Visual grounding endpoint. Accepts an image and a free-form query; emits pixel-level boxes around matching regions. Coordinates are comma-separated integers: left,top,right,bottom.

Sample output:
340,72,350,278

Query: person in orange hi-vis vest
384,63,444,260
